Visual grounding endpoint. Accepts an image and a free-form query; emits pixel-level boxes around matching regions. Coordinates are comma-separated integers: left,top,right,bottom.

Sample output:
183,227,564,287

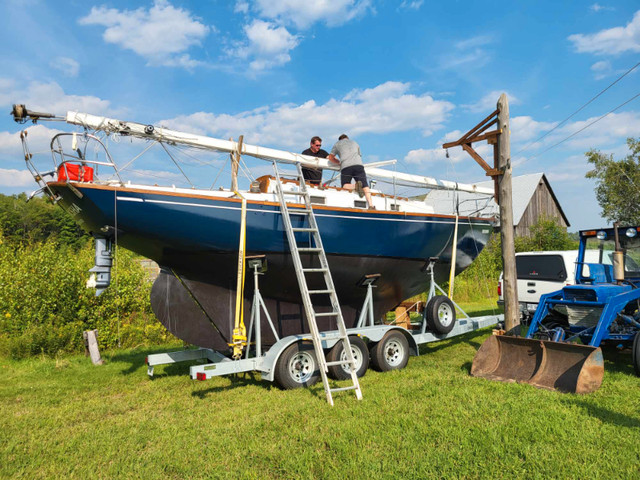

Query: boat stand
146,256,279,379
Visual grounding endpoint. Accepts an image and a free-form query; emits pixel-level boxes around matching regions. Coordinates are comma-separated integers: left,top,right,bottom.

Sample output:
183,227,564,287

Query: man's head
338,134,349,141
309,136,322,153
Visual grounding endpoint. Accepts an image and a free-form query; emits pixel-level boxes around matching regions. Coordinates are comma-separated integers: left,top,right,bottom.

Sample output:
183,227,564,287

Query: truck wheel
274,342,320,389
633,333,640,377
369,331,409,372
327,336,369,380
426,295,456,334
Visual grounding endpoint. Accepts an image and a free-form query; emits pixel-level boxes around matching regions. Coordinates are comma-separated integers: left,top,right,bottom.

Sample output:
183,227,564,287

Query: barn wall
516,180,568,237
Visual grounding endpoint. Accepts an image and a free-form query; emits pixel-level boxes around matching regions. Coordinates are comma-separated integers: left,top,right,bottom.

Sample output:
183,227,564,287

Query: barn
424,172,570,236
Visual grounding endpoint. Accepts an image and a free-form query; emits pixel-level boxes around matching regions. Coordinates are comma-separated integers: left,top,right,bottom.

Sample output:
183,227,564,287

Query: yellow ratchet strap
230,192,248,359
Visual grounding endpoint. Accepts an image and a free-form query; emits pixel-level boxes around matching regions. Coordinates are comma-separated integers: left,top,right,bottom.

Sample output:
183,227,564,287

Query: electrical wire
515,60,640,157
527,91,640,162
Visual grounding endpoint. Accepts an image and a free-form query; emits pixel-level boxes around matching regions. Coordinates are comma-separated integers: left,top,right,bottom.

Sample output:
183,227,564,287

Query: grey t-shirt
330,138,363,169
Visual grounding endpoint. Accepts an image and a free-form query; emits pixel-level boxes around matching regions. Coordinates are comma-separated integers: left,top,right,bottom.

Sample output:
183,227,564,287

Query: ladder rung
309,289,334,294
285,191,309,196
298,247,322,252
289,209,311,214
302,268,328,273
292,228,317,232
325,360,355,367
330,386,358,393
315,311,339,317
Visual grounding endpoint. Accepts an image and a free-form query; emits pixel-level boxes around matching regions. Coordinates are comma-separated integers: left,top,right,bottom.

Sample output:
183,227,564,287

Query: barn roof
424,172,570,227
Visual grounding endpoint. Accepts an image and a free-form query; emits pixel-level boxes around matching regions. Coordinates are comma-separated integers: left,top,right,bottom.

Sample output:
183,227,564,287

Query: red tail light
196,372,207,381
497,282,502,297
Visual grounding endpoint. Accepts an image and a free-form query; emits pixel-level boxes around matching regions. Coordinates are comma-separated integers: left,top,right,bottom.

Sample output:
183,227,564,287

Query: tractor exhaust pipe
471,335,604,394
613,222,625,283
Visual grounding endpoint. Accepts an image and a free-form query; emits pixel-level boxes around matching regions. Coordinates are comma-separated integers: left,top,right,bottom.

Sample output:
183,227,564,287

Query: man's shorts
341,165,368,188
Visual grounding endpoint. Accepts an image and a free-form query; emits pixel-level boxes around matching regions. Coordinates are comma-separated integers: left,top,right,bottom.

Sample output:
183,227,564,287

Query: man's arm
327,154,340,164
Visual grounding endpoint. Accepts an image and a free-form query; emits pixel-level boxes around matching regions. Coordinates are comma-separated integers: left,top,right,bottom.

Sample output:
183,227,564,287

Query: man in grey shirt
328,134,375,209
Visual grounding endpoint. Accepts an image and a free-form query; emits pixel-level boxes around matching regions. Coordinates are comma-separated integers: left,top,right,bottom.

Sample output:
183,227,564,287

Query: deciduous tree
585,137,640,224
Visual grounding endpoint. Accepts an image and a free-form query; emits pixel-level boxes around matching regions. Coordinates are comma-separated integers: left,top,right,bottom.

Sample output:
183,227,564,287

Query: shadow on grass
417,328,489,356
563,397,640,428
108,344,192,376
191,373,272,398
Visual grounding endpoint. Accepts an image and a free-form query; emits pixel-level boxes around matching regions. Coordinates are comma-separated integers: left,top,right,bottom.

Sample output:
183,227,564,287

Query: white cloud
0,168,34,187
568,10,640,55
590,60,613,79
232,19,300,71
78,0,210,68
50,57,80,77
0,125,63,156
439,35,495,70
0,79,122,117
399,1,423,10
161,81,454,148
462,90,520,113
510,116,557,143
253,0,372,29
234,1,249,14
590,4,615,13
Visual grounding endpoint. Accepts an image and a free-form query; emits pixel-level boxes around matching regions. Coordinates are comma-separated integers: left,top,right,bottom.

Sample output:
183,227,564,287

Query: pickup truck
498,250,578,322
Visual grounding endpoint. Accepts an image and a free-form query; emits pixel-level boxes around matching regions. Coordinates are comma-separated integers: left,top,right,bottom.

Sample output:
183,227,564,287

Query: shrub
0,237,167,359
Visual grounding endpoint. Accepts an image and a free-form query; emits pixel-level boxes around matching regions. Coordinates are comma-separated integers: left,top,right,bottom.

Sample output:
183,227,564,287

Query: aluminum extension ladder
272,162,363,405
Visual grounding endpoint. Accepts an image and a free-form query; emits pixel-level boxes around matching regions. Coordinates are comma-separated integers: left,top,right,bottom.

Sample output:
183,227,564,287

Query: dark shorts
341,165,368,188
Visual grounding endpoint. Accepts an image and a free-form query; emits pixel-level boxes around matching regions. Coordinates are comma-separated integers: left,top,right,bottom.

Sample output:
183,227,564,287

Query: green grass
1,328,639,479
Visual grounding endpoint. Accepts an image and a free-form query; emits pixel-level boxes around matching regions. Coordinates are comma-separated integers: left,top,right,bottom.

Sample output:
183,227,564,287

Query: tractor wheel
426,295,456,334
369,331,410,372
274,342,320,389
633,333,640,377
326,336,369,380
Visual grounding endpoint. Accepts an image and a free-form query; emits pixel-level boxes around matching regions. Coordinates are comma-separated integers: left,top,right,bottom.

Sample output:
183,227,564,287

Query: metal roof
424,172,570,227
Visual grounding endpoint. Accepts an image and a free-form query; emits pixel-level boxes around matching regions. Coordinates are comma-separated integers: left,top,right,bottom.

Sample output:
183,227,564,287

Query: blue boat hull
50,182,492,351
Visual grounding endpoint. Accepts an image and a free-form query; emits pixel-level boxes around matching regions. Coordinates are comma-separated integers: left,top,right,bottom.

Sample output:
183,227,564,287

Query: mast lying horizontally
13,105,494,195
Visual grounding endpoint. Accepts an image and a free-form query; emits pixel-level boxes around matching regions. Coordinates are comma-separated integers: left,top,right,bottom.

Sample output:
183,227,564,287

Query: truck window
516,255,568,281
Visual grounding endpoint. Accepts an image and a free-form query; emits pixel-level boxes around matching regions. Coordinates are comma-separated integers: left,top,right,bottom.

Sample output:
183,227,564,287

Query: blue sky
0,0,638,230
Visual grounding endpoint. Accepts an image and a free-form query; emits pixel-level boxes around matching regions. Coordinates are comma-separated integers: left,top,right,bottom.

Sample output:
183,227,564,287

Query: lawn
1,323,639,479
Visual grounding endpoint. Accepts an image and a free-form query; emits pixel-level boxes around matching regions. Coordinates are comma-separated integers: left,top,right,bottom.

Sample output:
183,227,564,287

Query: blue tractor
472,225,640,393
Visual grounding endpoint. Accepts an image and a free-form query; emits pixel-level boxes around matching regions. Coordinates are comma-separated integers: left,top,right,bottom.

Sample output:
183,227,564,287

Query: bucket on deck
470,335,604,393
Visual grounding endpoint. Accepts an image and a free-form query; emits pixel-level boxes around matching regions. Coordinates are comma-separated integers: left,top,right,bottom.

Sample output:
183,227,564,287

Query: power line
527,91,640,161
515,60,640,157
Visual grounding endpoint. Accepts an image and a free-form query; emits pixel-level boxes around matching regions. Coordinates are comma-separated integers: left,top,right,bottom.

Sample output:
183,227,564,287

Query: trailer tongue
472,224,640,393
471,335,604,393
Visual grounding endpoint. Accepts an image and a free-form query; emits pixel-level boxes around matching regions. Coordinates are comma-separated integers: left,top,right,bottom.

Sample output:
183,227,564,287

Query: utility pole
442,93,519,332
496,94,518,331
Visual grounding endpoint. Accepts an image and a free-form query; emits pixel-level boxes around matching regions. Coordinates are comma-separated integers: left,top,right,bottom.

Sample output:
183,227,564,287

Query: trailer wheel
426,295,456,334
274,342,320,390
327,336,369,380
370,331,409,372
633,333,640,377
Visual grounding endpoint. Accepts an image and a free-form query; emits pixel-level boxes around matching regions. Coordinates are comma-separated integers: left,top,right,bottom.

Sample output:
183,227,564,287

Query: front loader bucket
471,335,604,394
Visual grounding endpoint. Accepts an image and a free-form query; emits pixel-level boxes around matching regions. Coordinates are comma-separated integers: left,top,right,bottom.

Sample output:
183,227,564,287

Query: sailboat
13,104,495,353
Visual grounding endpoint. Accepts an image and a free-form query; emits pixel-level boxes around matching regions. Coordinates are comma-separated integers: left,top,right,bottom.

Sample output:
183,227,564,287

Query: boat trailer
147,257,503,388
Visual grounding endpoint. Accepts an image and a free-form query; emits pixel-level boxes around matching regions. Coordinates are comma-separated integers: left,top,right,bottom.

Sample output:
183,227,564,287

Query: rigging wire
526,91,640,162
514,60,640,158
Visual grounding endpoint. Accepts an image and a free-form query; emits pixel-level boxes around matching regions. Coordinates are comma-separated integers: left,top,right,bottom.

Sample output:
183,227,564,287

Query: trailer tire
426,295,456,334
274,342,320,390
327,336,369,380
633,333,640,377
369,331,409,372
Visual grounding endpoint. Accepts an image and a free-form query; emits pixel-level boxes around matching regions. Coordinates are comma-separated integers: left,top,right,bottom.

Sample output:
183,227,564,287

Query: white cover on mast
66,111,494,195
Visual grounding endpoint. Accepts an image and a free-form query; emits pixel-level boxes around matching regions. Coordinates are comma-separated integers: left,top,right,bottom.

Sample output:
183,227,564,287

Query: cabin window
390,203,400,211
354,200,367,209
310,196,326,205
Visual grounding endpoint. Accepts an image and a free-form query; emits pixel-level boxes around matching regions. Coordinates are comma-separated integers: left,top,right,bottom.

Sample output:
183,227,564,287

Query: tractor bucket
470,335,604,394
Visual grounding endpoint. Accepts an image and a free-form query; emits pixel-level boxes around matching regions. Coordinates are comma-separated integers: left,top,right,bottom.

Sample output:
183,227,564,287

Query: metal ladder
272,162,363,406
